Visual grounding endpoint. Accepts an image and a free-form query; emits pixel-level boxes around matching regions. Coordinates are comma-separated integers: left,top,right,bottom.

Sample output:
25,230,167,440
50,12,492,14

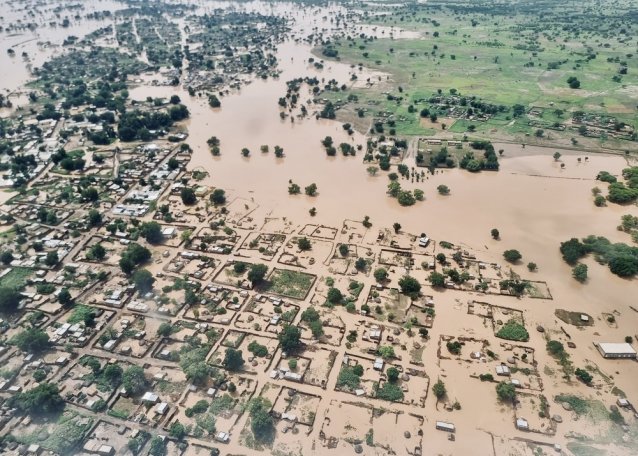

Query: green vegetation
560,236,638,277
9,383,65,414
14,411,92,454
247,397,274,442
11,328,50,353
503,249,522,263
317,2,638,147
398,275,421,298
432,379,447,400
446,340,462,355
278,324,302,353
247,340,268,357
575,368,594,385
496,381,516,403
122,366,147,396
572,264,588,282
547,340,574,377
337,365,363,390
0,286,23,313
264,269,314,299
495,320,529,342
376,382,404,402
223,348,245,371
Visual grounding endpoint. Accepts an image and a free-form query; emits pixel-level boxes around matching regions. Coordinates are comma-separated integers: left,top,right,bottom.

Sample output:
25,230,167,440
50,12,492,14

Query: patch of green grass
108,408,129,420
556,394,615,423
264,269,316,299
376,382,404,402
566,443,607,456
555,309,594,327
495,320,529,341
0,267,33,290
15,411,92,454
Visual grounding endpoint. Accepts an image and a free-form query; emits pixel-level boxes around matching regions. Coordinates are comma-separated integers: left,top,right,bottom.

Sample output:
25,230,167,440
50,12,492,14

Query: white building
596,342,637,359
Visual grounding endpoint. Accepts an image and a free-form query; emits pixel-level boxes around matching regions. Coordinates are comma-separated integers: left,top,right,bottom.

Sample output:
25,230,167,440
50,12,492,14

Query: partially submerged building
596,343,637,359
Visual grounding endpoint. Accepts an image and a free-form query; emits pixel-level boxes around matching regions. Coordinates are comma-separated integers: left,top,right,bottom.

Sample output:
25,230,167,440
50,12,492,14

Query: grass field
0,267,33,290
263,268,316,299
316,0,638,149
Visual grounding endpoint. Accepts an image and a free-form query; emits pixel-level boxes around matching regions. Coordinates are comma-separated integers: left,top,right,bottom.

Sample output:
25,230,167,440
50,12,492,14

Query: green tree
496,382,516,402
428,272,446,287
575,368,593,385
0,251,13,265
33,369,47,382
223,348,244,371
248,397,273,441
247,264,268,284
157,322,172,337
58,288,73,306
304,183,318,196
378,345,395,359
374,268,388,283
169,421,187,440
11,328,50,353
44,250,59,266
180,187,197,205
437,185,450,195
87,209,102,227
297,237,312,251
398,275,421,297
149,436,166,456
8,382,64,414
89,243,106,260
0,287,22,313
122,366,147,395
546,340,565,356
82,187,99,202
386,367,399,383
119,257,135,275
141,222,164,244
210,189,226,205
132,269,155,293
503,250,522,263
432,379,446,400
278,325,301,353
393,222,401,233
103,364,123,386
327,287,343,304
560,238,588,264
572,264,588,282
491,228,500,240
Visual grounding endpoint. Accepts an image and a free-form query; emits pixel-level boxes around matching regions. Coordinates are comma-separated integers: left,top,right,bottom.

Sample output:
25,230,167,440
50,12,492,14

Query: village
0,117,635,455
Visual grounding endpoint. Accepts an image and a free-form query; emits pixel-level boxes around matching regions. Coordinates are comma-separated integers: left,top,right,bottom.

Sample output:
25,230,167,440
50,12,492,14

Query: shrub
503,249,522,262
495,320,529,342
496,381,516,402
446,341,462,355
376,382,403,402
572,264,588,282
575,368,593,385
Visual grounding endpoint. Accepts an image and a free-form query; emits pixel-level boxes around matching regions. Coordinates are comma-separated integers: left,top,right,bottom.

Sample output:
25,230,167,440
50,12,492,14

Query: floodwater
3,0,638,454
0,0,125,96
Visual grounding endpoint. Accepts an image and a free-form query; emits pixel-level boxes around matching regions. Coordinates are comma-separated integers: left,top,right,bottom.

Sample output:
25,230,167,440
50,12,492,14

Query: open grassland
316,0,638,149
